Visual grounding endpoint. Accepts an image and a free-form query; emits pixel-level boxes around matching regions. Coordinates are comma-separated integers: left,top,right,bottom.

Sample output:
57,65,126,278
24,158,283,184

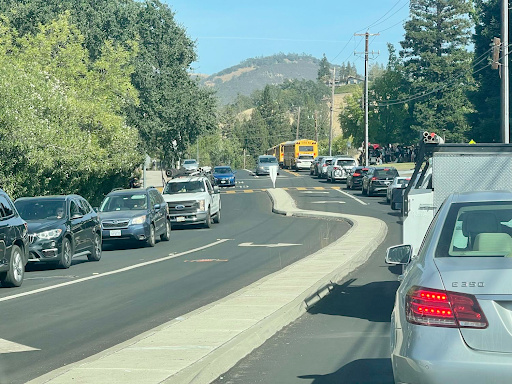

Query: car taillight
372,177,377,181
323,164,328,167
353,173,361,177
334,166,339,170
406,286,488,329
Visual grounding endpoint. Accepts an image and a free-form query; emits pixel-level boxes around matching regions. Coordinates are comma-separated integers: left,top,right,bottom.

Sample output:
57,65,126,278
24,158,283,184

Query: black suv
15,195,102,269
98,187,170,247
0,189,29,287
361,167,399,196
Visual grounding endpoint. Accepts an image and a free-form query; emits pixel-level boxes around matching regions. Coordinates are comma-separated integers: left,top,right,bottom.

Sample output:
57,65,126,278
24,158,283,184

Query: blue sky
163,0,410,76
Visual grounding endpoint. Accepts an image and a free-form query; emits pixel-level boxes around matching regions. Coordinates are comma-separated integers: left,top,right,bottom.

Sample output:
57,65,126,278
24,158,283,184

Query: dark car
0,189,29,287
213,166,236,187
15,195,101,269
361,167,399,196
98,187,170,247
346,166,369,190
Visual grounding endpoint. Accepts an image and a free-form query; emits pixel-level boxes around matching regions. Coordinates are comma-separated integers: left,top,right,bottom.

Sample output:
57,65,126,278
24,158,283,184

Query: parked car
181,159,199,174
213,166,236,187
361,167,399,196
386,176,411,204
163,176,221,228
15,195,101,269
346,166,369,190
387,191,512,384
310,156,322,176
294,154,314,171
0,189,29,287
255,155,279,176
317,156,334,179
326,156,357,183
98,187,170,247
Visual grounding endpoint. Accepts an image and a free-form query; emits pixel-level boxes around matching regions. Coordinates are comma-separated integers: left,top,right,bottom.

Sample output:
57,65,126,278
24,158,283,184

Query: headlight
36,229,62,240
198,200,205,211
131,215,147,225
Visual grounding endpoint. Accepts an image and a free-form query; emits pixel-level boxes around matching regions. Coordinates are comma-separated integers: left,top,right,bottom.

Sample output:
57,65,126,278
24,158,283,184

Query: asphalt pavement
1,178,349,384
214,170,402,384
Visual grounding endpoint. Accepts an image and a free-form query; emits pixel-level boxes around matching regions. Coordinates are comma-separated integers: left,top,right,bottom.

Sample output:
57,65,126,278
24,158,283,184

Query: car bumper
295,163,311,170
28,238,64,262
369,184,390,193
169,211,208,225
392,326,512,384
215,179,235,186
102,223,150,242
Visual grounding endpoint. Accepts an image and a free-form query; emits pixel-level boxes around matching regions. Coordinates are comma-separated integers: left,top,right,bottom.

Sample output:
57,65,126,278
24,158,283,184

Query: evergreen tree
400,0,474,142
317,53,331,81
242,110,269,158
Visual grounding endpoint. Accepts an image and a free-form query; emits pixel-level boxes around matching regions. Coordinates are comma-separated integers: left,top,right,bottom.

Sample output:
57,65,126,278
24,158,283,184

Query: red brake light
362,168,368,171
384,168,389,171
406,178,411,180
323,164,328,167
372,177,377,180
352,172,361,177
406,286,488,329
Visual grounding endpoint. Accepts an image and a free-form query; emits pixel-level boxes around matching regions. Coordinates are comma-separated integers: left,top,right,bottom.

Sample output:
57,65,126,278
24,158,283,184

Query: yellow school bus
283,139,318,169
266,142,286,166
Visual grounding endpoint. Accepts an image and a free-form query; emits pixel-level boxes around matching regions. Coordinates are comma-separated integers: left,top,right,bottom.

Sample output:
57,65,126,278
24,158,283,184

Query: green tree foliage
0,15,141,204
258,85,291,145
338,86,364,146
317,54,331,81
400,0,474,142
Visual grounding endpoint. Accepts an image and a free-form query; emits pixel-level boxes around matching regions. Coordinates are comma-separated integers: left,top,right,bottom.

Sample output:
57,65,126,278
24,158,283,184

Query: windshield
298,155,314,160
100,194,148,212
437,202,512,258
259,157,277,164
183,160,197,165
15,199,67,220
164,181,205,194
214,167,233,174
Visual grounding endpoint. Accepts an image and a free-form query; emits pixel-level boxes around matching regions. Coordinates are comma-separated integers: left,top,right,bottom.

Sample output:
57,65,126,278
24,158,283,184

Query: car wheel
213,209,221,224
58,238,72,269
160,220,171,241
204,209,212,228
88,233,102,261
0,245,24,287
146,224,156,247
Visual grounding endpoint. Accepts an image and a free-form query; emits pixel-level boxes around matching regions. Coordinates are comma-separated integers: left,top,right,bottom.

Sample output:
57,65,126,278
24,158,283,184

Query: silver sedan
386,176,410,204
386,191,512,384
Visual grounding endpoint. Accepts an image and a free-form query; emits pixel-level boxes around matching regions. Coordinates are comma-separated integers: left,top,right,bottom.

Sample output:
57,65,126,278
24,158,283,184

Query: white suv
294,154,314,171
326,156,357,183
162,176,221,228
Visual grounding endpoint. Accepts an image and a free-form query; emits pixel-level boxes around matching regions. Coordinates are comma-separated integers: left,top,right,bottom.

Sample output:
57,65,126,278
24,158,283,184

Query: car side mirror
154,204,161,210
213,186,220,194
385,245,412,265
233,170,237,174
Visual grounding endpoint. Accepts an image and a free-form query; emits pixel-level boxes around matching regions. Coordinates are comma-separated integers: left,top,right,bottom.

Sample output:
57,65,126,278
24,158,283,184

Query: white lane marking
300,191,330,194
0,239,231,303
238,242,302,248
0,339,39,354
311,201,346,204
335,189,368,206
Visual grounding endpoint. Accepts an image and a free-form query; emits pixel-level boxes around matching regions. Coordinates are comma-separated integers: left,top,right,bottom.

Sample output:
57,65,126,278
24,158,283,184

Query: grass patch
335,84,362,94
382,162,415,171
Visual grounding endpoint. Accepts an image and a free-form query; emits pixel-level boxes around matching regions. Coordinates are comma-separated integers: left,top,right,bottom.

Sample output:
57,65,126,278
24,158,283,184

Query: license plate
110,230,121,237
177,217,185,222
221,180,226,183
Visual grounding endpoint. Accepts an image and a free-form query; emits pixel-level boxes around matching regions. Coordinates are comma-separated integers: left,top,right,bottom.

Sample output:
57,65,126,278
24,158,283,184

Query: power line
356,0,407,33
369,1,410,29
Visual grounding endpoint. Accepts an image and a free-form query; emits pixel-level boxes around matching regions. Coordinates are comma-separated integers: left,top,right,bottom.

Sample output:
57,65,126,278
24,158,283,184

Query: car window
337,159,356,166
184,160,196,164
206,180,213,193
259,157,277,163
163,181,206,194
299,145,314,151
100,193,148,212
70,200,81,218
0,195,14,218
15,199,67,220
149,191,158,207
374,169,398,178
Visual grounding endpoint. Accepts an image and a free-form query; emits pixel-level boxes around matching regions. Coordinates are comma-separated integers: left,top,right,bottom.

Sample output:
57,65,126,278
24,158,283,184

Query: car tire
204,209,212,228
146,224,156,247
58,238,73,269
160,220,171,241
213,209,221,224
87,233,102,261
0,245,24,287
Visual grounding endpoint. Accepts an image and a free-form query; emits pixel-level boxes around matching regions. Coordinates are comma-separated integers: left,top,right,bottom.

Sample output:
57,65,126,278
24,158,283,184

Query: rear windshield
374,169,399,178
324,159,333,165
337,159,356,167
436,202,512,258
16,199,66,220
259,157,277,163
299,146,314,152
164,181,205,194
298,155,314,160
100,194,148,212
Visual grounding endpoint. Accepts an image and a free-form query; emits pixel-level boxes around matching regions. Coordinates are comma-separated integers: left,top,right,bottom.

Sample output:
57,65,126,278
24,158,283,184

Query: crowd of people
358,144,419,165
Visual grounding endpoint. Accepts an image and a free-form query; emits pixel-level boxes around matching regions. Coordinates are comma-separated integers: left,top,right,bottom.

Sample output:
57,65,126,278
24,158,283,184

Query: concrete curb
30,189,387,384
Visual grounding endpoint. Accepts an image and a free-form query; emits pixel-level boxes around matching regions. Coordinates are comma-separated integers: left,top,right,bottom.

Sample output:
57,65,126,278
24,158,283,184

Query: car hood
26,219,67,234
163,193,208,203
213,173,234,178
98,210,148,220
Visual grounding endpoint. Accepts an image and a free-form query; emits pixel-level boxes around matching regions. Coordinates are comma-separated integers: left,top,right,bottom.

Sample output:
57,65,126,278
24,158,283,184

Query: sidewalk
30,189,386,384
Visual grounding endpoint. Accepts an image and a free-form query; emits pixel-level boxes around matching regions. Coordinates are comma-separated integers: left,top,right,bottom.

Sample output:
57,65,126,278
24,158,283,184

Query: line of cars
0,171,223,288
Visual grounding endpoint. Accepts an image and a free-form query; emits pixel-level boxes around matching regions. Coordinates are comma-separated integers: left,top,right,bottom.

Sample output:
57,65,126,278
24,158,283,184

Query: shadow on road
26,259,89,272
298,358,393,384
307,279,399,322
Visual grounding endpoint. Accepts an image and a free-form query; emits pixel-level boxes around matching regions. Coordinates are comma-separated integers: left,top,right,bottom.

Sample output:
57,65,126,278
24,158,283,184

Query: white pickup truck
162,176,221,228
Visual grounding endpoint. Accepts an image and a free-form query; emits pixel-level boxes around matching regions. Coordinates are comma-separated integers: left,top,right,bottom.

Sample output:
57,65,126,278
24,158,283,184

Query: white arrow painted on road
0,338,39,354
311,201,346,204
238,242,302,248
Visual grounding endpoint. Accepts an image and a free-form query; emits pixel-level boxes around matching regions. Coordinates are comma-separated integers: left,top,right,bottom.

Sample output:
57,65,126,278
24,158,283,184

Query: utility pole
243,148,246,170
329,67,336,156
502,0,510,143
296,106,301,140
355,31,379,166
196,141,199,162
314,110,319,143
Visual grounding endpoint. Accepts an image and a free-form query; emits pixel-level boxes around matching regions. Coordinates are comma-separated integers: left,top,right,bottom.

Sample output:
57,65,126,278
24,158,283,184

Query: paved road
214,169,402,384
0,178,349,384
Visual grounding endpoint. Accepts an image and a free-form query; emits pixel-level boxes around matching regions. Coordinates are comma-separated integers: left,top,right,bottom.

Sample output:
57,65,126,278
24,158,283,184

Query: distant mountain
201,53,322,104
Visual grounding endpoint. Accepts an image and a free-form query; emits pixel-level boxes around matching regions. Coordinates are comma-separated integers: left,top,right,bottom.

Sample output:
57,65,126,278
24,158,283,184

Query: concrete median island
30,189,387,384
